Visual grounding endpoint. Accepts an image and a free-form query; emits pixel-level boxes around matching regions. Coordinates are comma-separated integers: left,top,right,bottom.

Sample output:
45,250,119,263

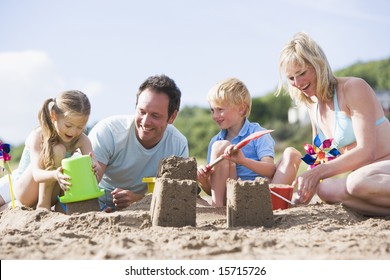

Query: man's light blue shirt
88,115,189,208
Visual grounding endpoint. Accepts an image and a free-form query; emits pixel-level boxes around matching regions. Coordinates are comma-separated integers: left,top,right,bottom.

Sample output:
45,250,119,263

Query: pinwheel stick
6,162,15,208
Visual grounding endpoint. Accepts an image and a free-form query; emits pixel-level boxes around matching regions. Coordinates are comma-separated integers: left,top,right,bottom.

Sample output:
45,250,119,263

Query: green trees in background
175,57,390,159
334,58,390,90
175,91,311,159
173,106,220,159
6,57,390,163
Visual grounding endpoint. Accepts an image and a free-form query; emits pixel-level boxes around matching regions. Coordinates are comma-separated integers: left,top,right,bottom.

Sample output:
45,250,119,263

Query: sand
1,194,390,260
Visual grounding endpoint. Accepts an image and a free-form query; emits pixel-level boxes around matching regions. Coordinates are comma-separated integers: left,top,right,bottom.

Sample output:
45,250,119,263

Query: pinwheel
0,141,15,208
301,134,341,169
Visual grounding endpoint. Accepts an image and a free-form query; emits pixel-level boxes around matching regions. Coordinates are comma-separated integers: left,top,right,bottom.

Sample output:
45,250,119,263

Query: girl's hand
91,159,100,179
89,152,101,181
55,166,71,191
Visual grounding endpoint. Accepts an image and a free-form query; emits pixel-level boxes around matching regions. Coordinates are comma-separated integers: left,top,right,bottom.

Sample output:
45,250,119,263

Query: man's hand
111,188,144,209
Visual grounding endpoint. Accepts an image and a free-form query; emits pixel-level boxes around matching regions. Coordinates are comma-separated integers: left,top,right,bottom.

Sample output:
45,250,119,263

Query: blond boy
197,78,301,206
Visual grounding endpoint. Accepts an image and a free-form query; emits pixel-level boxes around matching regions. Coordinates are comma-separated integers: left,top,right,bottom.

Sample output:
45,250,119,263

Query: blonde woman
277,32,390,216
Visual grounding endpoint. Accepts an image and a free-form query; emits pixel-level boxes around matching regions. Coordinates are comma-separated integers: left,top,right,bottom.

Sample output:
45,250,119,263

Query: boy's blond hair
207,78,252,118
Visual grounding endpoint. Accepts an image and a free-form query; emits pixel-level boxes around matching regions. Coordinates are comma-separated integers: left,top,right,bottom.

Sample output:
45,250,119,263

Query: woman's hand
55,166,71,192
293,167,322,204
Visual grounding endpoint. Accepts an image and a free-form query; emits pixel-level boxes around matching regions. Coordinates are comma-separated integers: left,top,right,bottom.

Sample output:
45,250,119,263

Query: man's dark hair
136,74,181,119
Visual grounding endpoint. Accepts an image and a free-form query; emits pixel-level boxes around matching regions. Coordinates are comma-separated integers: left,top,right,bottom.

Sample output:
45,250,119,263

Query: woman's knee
317,184,335,203
317,181,332,202
345,172,367,197
317,179,345,203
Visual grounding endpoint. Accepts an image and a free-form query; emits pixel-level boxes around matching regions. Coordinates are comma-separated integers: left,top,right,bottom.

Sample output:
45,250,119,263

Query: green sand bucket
59,155,104,203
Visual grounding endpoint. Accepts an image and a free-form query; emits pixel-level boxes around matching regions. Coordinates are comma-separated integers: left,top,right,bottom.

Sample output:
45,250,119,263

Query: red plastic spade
205,129,274,171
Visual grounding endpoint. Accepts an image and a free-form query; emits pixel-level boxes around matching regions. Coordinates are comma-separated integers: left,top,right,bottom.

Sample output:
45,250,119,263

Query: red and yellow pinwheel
301,135,341,169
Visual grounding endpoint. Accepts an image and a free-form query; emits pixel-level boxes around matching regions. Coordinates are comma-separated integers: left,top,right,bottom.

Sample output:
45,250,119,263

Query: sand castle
156,155,198,181
227,177,274,228
150,156,198,227
62,154,275,228
150,156,274,228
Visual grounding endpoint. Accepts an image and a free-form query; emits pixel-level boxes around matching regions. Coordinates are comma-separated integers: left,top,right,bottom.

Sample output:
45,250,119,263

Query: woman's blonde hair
38,90,90,170
275,32,337,106
207,78,252,117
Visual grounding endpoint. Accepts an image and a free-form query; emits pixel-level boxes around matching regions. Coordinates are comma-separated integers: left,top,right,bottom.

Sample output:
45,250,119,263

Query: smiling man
89,75,189,211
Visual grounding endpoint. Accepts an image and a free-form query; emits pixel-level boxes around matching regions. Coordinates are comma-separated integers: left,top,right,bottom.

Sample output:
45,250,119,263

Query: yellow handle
6,162,15,208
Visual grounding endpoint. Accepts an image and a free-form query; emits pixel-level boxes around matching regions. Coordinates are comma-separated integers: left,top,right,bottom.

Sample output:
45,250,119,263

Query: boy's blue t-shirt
207,119,275,180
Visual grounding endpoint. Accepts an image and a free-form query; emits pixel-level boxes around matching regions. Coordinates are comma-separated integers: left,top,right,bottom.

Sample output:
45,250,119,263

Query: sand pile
2,156,390,260
1,198,390,259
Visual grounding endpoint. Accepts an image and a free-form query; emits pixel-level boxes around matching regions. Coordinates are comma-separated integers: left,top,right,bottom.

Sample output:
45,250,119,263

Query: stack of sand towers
150,156,198,227
150,156,274,228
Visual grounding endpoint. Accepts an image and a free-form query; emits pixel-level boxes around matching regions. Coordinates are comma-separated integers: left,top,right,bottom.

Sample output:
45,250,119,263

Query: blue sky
1,0,389,145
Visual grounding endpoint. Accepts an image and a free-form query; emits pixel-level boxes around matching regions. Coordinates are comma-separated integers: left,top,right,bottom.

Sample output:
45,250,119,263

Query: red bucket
269,184,294,210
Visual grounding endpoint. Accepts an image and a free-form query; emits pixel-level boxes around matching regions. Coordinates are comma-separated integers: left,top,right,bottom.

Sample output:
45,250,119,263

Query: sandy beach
1,194,390,260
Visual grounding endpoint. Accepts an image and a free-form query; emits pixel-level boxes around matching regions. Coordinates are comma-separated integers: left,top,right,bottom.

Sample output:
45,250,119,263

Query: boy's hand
222,144,245,164
197,165,212,195
197,165,211,183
